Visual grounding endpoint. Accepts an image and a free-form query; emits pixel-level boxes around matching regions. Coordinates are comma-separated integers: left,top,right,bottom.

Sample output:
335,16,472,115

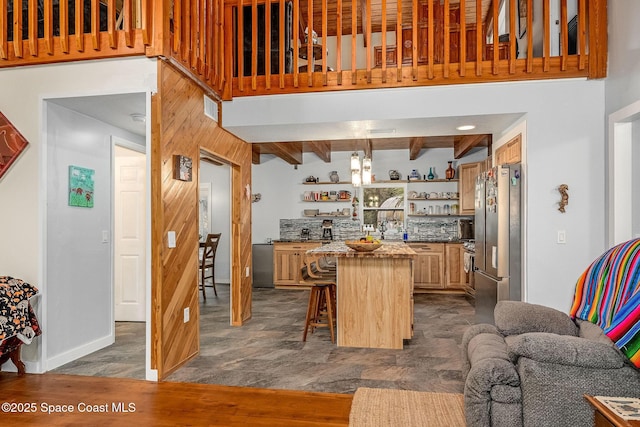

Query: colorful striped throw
570,239,640,367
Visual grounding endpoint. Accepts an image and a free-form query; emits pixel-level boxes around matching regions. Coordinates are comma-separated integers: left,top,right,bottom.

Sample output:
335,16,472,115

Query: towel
570,239,640,367
464,252,472,273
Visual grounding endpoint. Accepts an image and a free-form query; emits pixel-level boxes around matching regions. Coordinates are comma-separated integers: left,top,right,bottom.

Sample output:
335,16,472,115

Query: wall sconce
351,152,361,187
362,155,372,185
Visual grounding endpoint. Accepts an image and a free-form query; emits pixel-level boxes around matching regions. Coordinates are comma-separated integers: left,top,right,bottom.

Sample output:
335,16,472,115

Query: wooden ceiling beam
251,145,261,165
409,137,425,160
264,142,303,165
453,134,489,159
306,141,332,162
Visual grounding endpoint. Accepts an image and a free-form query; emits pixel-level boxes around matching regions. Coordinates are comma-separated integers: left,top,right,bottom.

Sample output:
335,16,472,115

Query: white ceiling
47,92,523,145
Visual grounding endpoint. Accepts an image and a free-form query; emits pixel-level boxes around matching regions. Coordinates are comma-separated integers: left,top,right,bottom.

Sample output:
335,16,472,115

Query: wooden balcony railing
0,0,159,67
1,0,607,101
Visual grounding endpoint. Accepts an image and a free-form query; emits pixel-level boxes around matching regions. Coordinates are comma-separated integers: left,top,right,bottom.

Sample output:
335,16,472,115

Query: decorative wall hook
251,193,262,203
558,184,569,213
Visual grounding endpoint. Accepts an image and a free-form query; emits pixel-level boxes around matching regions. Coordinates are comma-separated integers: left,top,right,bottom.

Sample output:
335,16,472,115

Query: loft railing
0,0,160,67
1,1,607,101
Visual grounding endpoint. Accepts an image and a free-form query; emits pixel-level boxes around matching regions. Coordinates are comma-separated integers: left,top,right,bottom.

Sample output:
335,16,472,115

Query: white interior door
115,145,147,321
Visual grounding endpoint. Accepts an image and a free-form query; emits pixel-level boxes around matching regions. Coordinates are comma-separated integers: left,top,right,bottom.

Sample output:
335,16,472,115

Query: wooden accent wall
151,60,252,379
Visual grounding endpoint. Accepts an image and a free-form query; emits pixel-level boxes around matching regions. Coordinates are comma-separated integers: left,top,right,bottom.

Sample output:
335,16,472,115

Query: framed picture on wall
0,111,29,180
68,165,95,208
174,155,193,181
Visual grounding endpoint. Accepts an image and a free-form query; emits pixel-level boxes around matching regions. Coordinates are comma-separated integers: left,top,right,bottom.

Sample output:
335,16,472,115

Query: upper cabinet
495,134,522,166
458,162,482,215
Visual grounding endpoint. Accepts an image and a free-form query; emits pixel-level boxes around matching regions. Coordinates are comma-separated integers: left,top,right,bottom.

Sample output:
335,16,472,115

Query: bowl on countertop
304,209,319,216
345,240,383,252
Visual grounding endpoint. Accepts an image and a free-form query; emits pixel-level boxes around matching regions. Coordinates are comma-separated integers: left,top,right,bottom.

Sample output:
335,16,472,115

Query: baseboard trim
45,334,115,371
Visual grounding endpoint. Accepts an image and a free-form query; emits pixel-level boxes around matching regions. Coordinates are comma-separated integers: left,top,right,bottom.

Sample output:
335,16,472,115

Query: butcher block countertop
306,241,416,258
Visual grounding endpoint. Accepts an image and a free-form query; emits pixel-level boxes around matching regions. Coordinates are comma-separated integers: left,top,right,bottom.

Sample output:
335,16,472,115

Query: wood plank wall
152,60,253,379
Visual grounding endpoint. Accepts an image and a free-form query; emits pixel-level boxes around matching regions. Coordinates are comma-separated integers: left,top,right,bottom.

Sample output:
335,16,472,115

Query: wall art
68,165,95,208
174,155,193,181
0,111,29,180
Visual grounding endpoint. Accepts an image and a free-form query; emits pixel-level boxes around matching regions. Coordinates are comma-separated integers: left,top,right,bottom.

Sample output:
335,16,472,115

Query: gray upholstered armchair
462,301,640,427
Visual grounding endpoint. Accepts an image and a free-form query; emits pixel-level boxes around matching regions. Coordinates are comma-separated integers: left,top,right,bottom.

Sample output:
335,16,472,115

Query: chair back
202,233,221,264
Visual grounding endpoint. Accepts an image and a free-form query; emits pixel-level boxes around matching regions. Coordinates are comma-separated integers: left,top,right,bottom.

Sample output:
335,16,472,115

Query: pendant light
362,155,372,185
351,152,361,187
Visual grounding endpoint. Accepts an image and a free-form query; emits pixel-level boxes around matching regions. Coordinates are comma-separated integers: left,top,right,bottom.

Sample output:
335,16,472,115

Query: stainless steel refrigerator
474,164,522,324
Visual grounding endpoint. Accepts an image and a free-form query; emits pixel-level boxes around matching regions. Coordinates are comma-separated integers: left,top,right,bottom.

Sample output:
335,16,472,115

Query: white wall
45,103,145,368
200,162,232,283
252,148,486,243
230,78,606,313
0,57,157,372
634,120,640,237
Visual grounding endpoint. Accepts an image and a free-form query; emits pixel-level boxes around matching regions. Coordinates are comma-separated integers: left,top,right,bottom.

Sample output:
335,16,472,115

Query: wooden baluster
588,0,607,79
411,0,417,80
427,0,433,79
365,0,371,83
491,0,498,74
251,0,257,89
200,0,206,74
443,0,449,79
322,0,327,85
307,0,313,86
124,0,133,47
292,0,299,87
60,0,69,52
205,0,213,80
526,0,532,72
459,0,465,77
223,4,234,97
28,0,38,55
475,0,481,76
141,0,150,45
279,0,285,88
45,0,53,54
265,0,271,89
508,0,516,74
75,0,84,52
0,0,6,59
381,0,387,83
578,0,585,70
560,0,567,70
543,0,549,72
174,0,182,55
218,0,225,91
237,0,244,91
350,0,356,84
108,0,117,48
184,0,192,68
396,0,402,81
13,0,23,57
336,0,342,85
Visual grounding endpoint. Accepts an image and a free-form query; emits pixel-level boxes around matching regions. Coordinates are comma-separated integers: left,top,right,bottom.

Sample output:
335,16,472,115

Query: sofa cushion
506,332,626,369
468,333,512,366
495,301,579,337
576,319,615,346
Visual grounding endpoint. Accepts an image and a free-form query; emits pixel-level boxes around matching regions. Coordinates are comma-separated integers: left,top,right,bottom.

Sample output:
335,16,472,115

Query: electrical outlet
102,230,109,243
245,266,250,277
183,307,189,323
168,231,176,248
557,230,566,244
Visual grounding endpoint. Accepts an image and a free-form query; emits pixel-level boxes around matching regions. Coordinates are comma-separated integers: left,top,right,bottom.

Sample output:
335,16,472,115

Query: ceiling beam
409,137,425,160
263,142,303,165
306,141,332,162
252,145,261,165
454,134,490,159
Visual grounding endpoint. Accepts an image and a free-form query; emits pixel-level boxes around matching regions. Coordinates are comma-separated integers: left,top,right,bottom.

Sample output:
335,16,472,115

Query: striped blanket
570,239,640,367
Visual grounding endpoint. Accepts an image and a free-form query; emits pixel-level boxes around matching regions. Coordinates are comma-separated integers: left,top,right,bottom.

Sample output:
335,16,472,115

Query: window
360,184,406,228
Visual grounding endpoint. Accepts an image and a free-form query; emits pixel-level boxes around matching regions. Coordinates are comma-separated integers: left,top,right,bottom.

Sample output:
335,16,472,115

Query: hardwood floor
0,373,352,426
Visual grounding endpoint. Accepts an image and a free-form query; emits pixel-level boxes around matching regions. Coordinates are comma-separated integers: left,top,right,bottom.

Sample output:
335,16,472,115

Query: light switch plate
557,230,566,244
183,307,189,323
168,231,176,248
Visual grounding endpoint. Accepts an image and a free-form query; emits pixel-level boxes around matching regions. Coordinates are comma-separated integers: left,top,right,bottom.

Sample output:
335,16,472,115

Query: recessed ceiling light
367,128,396,135
456,125,476,131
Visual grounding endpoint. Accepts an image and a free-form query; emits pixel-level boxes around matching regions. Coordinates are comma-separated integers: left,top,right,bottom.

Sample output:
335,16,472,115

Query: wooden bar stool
301,254,337,343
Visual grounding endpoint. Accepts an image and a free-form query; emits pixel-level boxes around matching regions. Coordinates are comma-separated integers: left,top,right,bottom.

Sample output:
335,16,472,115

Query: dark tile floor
53,284,475,394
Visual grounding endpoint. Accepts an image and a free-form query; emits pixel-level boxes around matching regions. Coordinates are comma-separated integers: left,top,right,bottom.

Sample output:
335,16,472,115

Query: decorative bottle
427,167,435,180
445,161,455,180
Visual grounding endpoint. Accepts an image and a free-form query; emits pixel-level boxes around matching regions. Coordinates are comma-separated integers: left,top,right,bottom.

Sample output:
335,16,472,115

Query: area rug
349,387,465,427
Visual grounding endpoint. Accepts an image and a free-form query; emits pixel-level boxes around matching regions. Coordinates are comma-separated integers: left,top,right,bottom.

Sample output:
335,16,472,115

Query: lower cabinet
409,242,469,292
409,243,445,290
273,242,321,288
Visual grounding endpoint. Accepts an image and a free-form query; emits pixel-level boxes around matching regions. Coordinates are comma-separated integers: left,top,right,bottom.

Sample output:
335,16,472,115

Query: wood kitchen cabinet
495,134,522,166
408,243,445,291
445,243,468,290
273,242,321,288
458,161,482,215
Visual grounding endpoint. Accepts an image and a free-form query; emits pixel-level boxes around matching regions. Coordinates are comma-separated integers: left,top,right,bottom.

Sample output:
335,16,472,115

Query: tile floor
53,284,476,394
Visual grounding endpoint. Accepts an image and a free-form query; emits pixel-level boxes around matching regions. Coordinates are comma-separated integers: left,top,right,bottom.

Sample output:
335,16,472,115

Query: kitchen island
307,241,416,349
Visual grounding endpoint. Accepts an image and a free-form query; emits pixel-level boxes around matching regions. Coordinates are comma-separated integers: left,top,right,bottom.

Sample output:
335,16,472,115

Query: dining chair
199,233,221,300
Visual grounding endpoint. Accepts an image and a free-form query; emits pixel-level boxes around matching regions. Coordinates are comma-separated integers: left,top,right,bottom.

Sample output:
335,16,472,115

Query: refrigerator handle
491,246,497,269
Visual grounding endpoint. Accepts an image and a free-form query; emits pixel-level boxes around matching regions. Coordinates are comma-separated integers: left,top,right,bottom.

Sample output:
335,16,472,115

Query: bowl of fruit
345,238,383,252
